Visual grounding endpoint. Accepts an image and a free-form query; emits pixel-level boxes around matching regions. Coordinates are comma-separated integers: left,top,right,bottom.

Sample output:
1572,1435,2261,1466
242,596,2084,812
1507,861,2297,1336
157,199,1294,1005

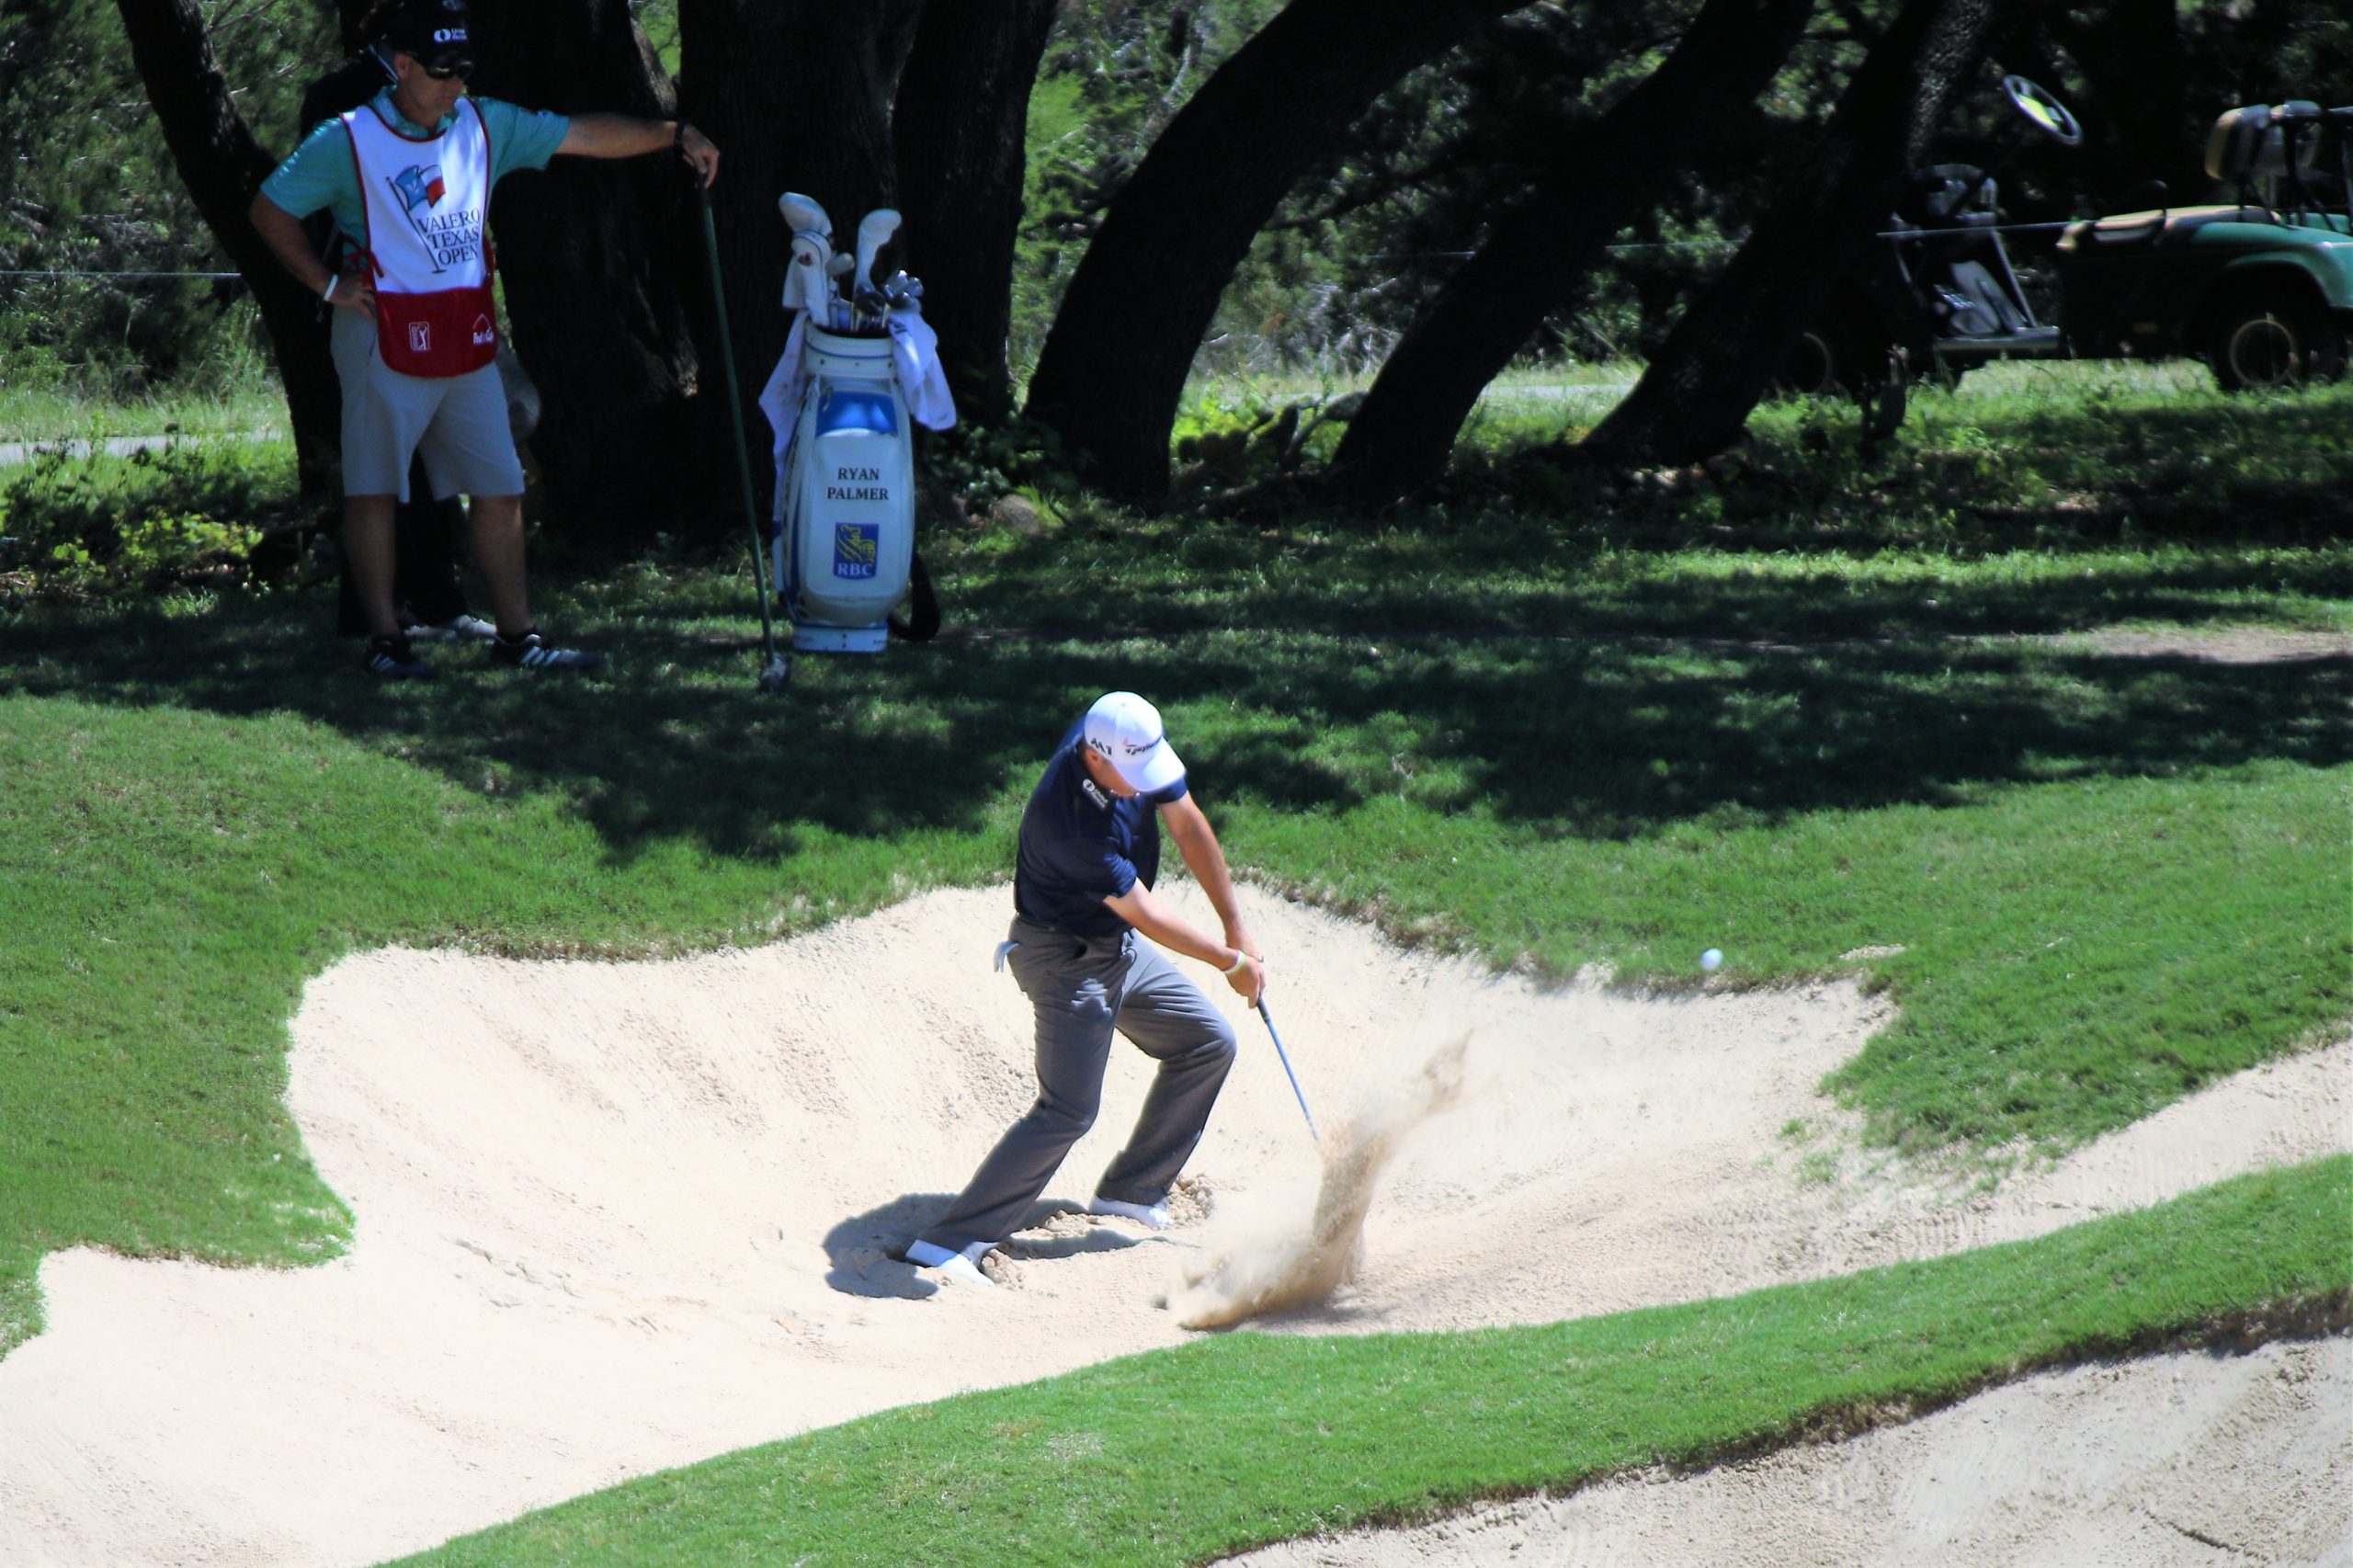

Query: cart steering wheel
2002,75,2083,146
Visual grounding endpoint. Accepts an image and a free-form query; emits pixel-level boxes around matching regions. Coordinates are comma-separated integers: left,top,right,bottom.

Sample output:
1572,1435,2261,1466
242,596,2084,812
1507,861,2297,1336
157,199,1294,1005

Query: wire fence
0,269,244,280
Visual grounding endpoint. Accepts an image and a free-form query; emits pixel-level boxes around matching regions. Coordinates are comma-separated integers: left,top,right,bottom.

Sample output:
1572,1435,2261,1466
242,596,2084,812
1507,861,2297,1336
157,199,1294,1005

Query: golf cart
2055,98,2353,389
1780,78,2353,394
1780,75,2077,393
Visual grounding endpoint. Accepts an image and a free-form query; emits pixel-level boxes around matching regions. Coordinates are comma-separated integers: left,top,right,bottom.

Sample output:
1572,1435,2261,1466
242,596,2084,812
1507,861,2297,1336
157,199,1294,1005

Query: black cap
380,0,474,73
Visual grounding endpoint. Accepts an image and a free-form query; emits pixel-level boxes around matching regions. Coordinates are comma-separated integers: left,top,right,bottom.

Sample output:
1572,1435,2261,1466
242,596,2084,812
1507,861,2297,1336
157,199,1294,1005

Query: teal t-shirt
259,88,569,252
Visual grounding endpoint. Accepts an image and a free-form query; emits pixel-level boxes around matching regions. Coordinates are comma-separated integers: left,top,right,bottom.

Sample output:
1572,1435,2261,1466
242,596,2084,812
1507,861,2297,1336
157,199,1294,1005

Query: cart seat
1902,164,2000,228
2061,204,2272,249
1935,259,2031,337
2206,102,2323,181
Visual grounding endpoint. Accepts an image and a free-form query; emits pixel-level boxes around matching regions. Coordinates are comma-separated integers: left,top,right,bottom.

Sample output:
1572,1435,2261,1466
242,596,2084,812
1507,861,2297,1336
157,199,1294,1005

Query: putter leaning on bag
696,179,790,692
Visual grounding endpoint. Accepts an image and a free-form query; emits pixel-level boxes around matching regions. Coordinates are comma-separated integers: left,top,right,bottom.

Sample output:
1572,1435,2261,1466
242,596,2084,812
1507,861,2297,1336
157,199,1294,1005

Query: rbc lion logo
833,523,879,579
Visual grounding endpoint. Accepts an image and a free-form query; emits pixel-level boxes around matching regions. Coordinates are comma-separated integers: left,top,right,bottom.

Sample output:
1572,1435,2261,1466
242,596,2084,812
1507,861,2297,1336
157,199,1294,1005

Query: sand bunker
0,884,2343,1566
1222,1336,2352,1567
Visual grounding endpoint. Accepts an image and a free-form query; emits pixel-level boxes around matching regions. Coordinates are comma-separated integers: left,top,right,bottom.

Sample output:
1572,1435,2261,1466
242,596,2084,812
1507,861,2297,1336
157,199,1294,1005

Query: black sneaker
362,634,435,680
489,627,605,673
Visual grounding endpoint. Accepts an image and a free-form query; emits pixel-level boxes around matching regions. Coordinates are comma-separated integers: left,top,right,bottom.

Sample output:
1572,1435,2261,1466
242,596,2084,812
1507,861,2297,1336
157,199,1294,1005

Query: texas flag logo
391,163,447,214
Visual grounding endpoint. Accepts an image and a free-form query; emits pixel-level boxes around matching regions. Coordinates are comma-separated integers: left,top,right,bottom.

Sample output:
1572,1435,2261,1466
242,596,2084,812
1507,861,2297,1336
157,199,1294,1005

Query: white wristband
1223,949,1248,975
321,275,338,302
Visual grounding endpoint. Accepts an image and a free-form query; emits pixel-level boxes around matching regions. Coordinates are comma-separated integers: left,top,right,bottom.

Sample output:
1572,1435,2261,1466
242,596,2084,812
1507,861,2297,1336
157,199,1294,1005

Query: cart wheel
1772,313,1882,398
2206,290,2347,392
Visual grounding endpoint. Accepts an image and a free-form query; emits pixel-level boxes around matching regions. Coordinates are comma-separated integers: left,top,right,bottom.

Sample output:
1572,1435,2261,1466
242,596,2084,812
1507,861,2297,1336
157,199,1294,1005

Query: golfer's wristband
1223,949,1248,975
674,120,689,147
321,275,338,302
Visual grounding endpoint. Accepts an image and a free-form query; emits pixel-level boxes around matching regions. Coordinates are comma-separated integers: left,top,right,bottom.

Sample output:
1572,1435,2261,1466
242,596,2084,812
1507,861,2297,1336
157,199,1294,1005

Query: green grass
392,1158,2350,1567
0,364,2346,1558
0,381,288,443
2,533,2344,1358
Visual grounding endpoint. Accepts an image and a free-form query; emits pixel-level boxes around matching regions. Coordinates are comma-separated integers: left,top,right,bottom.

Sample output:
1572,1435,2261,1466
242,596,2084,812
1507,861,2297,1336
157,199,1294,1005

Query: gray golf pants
918,916,1237,1254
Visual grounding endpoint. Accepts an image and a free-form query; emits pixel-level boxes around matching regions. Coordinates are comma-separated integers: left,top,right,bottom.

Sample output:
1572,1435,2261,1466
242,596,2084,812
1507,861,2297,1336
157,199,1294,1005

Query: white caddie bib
344,97,498,378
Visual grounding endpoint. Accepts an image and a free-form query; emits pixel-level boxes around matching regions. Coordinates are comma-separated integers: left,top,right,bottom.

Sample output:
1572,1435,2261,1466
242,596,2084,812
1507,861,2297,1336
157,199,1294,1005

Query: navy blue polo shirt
1014,720,1189,937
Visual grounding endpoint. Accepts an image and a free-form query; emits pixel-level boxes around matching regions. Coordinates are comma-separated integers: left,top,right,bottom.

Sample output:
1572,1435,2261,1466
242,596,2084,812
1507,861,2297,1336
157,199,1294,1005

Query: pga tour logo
408,321,432,352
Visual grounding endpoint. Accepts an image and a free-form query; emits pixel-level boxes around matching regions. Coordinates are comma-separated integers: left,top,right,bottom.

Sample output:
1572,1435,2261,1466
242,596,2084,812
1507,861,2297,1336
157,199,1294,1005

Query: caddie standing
906,692,1267,1289
248,0,721,679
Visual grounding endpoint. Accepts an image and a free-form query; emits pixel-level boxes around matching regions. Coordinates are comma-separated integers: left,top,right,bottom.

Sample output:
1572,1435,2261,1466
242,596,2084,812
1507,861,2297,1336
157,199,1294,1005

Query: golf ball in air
1700,948,1723,971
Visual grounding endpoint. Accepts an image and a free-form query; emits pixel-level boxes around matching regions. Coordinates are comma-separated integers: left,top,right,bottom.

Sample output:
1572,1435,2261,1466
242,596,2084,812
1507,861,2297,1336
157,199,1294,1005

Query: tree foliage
0,0,333,393
13,0,2353,535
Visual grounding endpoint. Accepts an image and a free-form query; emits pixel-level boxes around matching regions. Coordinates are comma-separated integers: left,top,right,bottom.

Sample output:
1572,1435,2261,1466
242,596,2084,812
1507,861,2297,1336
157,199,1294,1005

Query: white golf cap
1083,691,1185,794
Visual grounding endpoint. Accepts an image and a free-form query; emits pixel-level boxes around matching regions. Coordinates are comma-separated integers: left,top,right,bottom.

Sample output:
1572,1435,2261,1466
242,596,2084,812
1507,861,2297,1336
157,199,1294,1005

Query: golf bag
757,204,954,654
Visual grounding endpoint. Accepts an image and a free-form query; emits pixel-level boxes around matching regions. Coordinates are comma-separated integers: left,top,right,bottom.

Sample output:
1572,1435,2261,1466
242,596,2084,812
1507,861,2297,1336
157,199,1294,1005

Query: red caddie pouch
374,281,498,378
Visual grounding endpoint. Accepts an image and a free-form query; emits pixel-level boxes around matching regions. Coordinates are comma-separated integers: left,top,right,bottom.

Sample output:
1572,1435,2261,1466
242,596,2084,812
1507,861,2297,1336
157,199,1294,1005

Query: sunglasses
419,58,472,81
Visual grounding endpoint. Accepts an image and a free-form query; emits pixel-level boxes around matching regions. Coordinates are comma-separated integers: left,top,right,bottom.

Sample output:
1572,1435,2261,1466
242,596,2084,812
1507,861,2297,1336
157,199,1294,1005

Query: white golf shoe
905,1238,994,1288
1087,1196,1173,1231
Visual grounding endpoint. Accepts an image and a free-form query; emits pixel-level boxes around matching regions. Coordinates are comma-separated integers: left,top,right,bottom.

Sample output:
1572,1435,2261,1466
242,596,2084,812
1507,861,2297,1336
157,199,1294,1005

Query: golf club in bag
758,193,952,654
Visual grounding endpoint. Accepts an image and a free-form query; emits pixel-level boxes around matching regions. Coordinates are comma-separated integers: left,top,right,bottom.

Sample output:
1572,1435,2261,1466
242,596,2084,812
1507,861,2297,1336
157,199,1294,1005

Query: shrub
0,438,301,602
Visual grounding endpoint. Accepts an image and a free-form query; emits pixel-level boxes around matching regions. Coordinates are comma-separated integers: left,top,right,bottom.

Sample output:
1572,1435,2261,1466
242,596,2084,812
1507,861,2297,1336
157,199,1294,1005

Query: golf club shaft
695,181,782,665
1256,995,1318,1142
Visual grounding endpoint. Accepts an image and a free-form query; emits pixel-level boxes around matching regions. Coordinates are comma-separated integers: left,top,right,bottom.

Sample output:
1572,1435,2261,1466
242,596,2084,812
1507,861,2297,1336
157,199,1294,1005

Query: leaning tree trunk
1580,0,2002,470
112,0,340,495
471,0,701,554
1021,0,1522,504
678,0,922,525
1334,0,1819,504
892,0,1059,423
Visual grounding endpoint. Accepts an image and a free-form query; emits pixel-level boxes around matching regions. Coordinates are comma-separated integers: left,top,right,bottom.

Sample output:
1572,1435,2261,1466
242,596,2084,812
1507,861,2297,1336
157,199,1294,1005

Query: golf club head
790,227,835,311
853,208,902,294
777,191,831,243
785,232,826,314
853,284,886,330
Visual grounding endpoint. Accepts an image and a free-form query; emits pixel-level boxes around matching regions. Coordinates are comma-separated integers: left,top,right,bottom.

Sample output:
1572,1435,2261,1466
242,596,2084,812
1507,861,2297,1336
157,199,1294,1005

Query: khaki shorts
330,308,527,502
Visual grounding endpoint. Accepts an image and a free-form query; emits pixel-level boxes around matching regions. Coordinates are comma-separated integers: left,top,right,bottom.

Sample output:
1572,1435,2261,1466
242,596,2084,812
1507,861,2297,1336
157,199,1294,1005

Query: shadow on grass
971,532,2353,644
1,562,2345,858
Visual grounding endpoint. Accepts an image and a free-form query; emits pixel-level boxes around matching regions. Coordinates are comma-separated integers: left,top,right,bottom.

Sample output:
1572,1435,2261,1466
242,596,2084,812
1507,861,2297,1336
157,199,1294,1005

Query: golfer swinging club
906,692,1266,1288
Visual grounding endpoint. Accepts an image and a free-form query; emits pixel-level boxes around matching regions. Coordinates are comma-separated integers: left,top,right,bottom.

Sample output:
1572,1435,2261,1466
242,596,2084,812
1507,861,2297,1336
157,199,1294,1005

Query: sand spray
1174,1032,1470,1329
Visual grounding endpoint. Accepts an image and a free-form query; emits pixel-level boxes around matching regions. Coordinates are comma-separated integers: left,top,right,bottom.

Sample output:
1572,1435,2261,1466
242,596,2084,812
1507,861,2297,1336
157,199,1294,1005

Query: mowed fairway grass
2,371,2348,1562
